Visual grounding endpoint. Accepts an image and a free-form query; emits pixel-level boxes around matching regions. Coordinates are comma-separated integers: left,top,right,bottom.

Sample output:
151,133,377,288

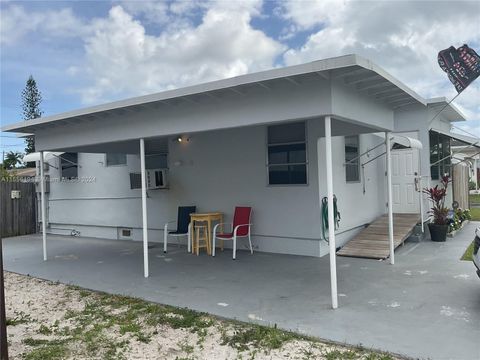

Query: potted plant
423,175,450,242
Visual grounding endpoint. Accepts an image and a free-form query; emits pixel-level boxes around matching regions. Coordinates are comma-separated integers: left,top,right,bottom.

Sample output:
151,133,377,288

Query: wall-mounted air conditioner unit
147,168,168,189
129,169,168,190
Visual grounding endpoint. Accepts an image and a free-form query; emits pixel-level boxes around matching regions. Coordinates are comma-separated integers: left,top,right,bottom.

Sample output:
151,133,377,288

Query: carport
2,54,427,309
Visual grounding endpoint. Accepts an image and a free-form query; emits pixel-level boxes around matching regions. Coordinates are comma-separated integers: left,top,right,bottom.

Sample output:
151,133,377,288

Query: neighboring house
3,55,477,259
7,167,37,180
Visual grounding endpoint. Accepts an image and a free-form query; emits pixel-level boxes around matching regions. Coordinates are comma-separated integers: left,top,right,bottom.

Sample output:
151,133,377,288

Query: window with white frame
267,121,307,185
106,153,127,166
345,135,360,182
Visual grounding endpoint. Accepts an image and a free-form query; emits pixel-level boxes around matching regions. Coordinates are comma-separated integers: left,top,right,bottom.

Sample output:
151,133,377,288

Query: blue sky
1,0,479,154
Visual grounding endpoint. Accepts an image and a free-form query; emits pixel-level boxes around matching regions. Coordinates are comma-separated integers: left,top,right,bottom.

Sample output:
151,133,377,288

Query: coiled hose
321,195,341,243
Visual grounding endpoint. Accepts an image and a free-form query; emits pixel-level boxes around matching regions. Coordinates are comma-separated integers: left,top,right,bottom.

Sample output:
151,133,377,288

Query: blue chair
163,206,196,253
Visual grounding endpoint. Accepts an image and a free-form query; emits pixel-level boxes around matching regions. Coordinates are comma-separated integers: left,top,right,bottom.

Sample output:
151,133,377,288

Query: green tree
21,75,43,155
0,164,10,180
3,151,23,170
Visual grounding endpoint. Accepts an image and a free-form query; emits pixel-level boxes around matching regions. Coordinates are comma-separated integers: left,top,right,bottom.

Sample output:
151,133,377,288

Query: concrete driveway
3,222,479,360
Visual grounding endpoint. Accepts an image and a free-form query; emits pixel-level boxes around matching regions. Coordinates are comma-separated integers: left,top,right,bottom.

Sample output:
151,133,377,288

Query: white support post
324,116,338,309
386,132,395,265
140,139,149,278
418,150,424,233
419,176,424,233
39,151,47,261
475,158,479,191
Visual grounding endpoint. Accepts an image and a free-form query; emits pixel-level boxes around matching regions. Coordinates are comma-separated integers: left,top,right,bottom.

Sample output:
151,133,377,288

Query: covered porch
3,55,429,309
3,228,479,360
32,114,391,309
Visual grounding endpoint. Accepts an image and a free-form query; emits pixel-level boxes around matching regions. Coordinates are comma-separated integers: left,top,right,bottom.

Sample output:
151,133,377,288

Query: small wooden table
190,212,223,255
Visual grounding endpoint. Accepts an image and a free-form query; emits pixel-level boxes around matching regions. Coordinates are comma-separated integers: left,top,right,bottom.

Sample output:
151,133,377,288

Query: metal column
39,151,47,261
324,116,338,309
140,139,149,278
385,133,395,265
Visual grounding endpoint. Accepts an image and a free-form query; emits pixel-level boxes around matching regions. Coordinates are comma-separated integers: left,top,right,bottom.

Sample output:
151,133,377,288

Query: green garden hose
321,195,341,243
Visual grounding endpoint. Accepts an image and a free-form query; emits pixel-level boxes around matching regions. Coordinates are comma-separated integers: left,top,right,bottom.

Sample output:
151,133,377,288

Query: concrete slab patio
3,222,480,360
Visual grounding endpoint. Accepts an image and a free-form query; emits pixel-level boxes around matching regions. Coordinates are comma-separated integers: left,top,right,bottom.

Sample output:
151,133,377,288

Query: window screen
345,136,360,182
106,153,127,166
267,122,307,185
61,153,78,179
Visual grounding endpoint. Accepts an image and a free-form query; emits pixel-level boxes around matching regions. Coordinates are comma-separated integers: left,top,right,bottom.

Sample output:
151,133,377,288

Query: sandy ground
4,271,398,359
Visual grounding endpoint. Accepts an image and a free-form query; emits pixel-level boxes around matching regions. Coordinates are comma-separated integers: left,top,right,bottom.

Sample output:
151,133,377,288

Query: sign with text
438,44,480,93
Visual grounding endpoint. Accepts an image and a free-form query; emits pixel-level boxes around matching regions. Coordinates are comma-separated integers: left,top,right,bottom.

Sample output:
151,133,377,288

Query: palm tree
3,151,23,170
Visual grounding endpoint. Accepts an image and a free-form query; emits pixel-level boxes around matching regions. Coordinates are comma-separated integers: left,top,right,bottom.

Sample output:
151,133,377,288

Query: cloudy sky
1,0,479,153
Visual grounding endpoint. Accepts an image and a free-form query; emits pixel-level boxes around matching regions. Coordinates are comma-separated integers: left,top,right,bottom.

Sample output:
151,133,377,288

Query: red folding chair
212,206,253,259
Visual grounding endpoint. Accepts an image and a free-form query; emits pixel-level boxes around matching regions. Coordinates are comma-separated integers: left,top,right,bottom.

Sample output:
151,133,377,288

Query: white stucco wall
393,105,455,214
44,119,386,257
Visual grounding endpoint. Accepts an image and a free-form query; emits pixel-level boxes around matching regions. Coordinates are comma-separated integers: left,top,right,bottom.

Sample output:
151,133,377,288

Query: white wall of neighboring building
43,119,387,257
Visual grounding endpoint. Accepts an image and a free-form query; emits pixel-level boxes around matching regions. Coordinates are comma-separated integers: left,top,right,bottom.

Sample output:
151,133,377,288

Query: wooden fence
453,163,469,210
0,181,37,238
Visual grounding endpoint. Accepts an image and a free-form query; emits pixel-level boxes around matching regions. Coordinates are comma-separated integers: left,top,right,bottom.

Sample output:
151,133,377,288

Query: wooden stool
194,224,210,255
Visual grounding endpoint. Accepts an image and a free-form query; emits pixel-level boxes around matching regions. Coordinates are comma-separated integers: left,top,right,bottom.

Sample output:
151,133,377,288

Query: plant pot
428,223,448,242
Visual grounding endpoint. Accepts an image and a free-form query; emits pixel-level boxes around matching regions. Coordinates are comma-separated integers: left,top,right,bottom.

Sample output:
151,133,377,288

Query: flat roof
3,54,431,133
426,97,467,122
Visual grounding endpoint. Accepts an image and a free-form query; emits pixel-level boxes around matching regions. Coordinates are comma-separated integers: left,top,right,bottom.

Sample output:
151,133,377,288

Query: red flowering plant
423,175,451,225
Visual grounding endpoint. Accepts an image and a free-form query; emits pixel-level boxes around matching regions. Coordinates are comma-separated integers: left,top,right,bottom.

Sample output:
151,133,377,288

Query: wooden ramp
336,214,420,259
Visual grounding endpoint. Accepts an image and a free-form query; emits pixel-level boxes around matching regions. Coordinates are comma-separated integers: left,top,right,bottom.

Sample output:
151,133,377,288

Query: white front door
391,148,420,213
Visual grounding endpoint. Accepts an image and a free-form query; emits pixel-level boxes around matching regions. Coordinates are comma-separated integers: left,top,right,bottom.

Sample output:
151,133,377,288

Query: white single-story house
3,54,477,308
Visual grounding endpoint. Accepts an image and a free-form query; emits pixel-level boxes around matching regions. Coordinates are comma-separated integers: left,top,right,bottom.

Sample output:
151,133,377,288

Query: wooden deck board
337,214,420,259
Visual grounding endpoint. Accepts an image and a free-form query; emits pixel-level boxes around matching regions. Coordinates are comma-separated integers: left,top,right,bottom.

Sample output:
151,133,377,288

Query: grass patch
23,337,69,347
6,311,31,326
221,323,297,352
22,338,70,360
23,344,67,360
461,241,475,261
323,348,359,360
321,347,395,360
469,207,480,221
363,354,395,360
37,324,52,335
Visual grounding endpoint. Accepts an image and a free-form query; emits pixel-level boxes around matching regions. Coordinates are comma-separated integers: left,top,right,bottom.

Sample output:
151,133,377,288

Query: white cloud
281,0,346,30
1,1,283,103
119,0,171,24
281,0,480,134
78,2,284,103
0,4,88,45
1,0,478,136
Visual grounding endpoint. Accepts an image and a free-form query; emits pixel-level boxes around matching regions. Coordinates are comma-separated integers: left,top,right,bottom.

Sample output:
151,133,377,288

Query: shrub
469,180,476,191
424,175,450,225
